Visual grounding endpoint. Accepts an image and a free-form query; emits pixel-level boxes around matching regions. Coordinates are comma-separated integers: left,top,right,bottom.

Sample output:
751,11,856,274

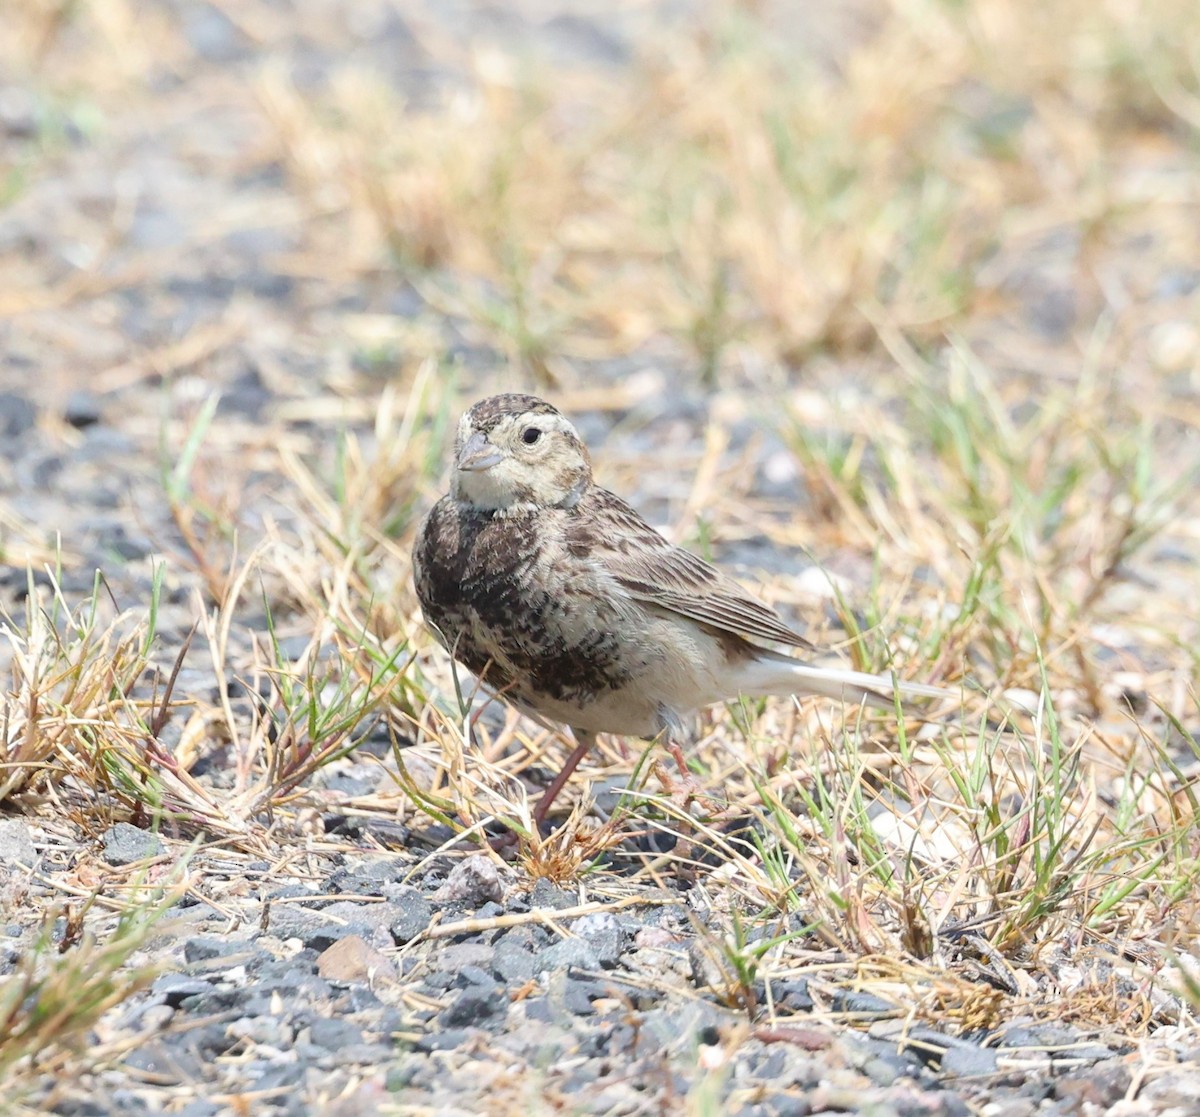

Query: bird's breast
414,502,662,710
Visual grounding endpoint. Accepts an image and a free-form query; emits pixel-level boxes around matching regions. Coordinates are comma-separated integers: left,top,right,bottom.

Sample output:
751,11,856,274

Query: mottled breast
412,497,647,712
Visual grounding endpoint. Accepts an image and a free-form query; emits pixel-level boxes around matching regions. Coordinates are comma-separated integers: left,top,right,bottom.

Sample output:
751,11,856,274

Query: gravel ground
9,824,1192,1117
2,2,1200,1115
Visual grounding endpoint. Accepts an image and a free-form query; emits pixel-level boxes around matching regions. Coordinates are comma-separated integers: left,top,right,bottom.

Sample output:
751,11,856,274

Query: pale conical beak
457,430,504,472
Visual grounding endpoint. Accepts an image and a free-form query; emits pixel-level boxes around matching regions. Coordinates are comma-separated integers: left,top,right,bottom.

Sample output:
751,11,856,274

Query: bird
412,393,948,825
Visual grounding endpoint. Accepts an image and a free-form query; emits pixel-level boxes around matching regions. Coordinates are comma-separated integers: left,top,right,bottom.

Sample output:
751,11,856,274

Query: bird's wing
573,487,814,650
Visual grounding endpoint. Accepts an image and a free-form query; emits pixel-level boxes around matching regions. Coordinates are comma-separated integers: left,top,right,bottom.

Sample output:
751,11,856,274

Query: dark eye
521,427,542,445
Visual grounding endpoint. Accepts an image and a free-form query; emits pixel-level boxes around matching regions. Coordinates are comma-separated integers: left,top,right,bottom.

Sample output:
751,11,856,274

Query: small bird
413,393,947,824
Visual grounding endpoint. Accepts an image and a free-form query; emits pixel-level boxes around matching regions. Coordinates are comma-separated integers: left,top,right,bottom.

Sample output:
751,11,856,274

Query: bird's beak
457,430,504,473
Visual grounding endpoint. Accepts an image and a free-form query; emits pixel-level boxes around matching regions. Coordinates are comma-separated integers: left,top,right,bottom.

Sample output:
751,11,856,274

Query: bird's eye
521,427,542,445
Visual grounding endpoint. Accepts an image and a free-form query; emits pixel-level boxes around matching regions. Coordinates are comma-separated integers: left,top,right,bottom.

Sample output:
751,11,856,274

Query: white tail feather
732,655,950,711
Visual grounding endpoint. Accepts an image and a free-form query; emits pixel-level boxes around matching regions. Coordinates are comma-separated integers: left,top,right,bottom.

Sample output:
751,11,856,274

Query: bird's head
450,394,593,511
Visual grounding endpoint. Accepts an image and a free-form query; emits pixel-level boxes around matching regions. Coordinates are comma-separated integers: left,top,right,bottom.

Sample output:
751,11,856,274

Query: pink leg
667,739,691,776
533,729,597,825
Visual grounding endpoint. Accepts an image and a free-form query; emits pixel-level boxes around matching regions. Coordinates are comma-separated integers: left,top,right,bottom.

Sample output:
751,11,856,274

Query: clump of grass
0,876,185,1094
0,566,167,812
0,545,415,847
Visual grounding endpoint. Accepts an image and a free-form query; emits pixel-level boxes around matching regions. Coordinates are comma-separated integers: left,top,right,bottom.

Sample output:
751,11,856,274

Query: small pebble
1149,320,1199,373
63,390,103,429
101,823,164,866
431,853,505,907
0,820,35,867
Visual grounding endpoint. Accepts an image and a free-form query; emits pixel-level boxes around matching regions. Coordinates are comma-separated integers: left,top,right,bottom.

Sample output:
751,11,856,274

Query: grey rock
344,985,384,1013
229,1014,289,1046
120,1042,176,1077
528,878,573,910
998,1023,1114,1060
182,1020,242,1058
440,982,504,1027
831,990,895,1017
0,85,39,138
314,770,379,798
569,912,625,968
63,391,102,428
246,967,331,1003
139,1040,203,1085
776,978,813,1011
473,901,505,923
542,14,629,66
182,3,250,62
245,1061,306,1091
562,976,605,1016
520,996,563,1025
414,1027,476,1053
900,1024,988,1061
183,935,255,965
306,1017,363,1051
265,903,367,951
939,1043,999,1076
431,853,505,907
757,1093,811,1117
1140,1068,1200,1108
492,939,536,983
385,1060,421,1090
216,366,275,421
388,886,432,943
108,1093,149,1115
439,942,495,973
853,1037,923,1087
538,937,600,972
174,988,245,1016
97,521,154,561
75,425,133,461
419,969,456,994
1053,1063,1132,1107
266,883,317,902
1025,282,1077,341
640,1002,733,1049
0,392,36,437
455,965,495,988
49,1101,109,1116
150,973,213,1007
0,820,35,866
176,1102,220,1117
321,899,400,934
137,1004,175,1032
101,823,164,865
248,955,318,982
746,1046,791,1079
322,1040,392,1068
497,924,548,951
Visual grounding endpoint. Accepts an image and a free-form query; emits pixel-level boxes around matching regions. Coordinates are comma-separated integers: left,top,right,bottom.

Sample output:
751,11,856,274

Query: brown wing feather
573,487,814,650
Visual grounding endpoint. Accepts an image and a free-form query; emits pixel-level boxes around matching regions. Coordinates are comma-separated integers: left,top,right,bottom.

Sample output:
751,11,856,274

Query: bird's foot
654,741,726,823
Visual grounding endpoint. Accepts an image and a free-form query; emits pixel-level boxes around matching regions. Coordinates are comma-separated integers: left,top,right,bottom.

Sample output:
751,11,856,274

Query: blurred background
2,0,1197,691
5,0,1199,401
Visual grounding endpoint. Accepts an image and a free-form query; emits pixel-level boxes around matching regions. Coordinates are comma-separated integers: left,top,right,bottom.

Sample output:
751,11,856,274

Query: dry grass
2,0,1200,1106
258,0,1200,378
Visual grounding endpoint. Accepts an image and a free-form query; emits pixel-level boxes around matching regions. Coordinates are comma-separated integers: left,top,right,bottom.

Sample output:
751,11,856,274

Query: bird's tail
734,653,951,711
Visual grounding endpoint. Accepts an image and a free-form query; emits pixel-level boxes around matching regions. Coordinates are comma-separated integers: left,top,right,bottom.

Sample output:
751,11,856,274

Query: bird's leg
533,728,597,826
666,739,692,778
651,709,723,817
